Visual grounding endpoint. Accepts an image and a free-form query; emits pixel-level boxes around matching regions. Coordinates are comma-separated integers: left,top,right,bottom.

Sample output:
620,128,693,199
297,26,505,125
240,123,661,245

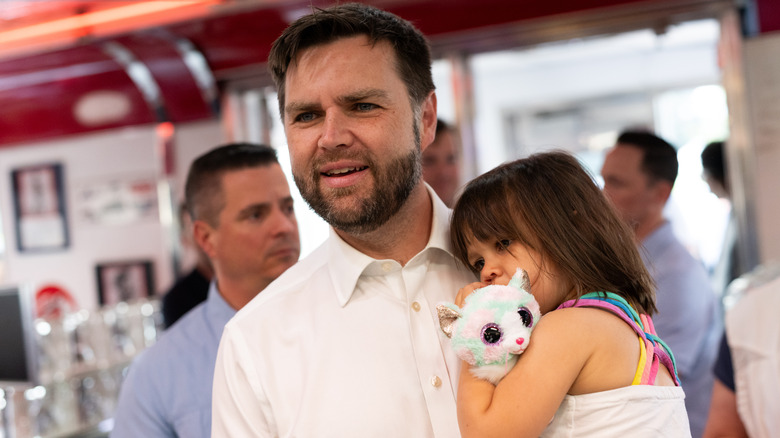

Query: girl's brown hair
450,150,657,315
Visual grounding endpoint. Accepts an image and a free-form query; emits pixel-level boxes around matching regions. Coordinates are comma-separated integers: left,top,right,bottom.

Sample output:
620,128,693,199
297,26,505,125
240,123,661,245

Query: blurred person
211,4,474,437
422,118,461,206
701,140,745,302
112,143,300,438
161,203,213,328
703,271,780,438
601,130,721,438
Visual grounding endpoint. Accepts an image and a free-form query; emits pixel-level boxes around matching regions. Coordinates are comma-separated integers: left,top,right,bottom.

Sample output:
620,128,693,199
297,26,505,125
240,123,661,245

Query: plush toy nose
516,337,525,345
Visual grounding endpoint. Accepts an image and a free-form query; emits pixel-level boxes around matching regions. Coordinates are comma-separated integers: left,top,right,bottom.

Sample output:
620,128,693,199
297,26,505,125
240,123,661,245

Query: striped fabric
557,292,681,386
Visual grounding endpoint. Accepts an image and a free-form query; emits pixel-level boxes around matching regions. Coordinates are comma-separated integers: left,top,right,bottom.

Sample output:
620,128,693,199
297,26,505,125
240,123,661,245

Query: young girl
449,151,690,437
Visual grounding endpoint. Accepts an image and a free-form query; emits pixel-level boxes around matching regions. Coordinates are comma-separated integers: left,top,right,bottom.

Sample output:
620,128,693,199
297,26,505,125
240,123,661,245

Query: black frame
11,162,70,252
95,260,155,306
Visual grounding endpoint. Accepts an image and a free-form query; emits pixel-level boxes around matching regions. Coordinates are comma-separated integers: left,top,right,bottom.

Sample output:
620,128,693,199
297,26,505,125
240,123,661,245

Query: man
422,118,461,207
212,4,474,437
112,143,300,437
601,131,721,438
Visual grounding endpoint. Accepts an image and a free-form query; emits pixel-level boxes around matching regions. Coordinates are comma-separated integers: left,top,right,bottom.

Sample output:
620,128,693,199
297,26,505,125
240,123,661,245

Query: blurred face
282,35,436,234
600,144,658,230
422,129,460,206
201,164,300,293
466,237,571,314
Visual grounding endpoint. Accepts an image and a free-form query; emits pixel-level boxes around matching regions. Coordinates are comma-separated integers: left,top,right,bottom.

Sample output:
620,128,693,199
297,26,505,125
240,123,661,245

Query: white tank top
540,385,690,437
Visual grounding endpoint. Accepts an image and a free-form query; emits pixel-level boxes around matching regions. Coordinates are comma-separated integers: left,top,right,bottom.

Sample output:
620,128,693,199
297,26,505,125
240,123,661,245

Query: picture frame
95,260,155,306
11,163,70,252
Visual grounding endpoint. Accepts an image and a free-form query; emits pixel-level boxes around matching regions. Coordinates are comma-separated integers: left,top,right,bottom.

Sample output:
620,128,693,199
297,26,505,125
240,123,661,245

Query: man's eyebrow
285,101,319,116
286,88,390,115
336,88,389,105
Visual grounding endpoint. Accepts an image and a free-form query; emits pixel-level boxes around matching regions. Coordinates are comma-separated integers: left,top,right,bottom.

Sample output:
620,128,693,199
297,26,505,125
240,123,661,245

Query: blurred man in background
422,118,461,207
112,143,300,438
601,131,720,438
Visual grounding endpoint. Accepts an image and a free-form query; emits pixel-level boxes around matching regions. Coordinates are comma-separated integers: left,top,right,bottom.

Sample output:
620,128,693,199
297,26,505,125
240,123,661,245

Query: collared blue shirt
111,282,234,438
640,221,721,438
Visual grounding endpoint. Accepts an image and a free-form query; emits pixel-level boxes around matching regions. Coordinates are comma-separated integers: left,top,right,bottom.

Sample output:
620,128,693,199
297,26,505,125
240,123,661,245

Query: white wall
0,119,223,311
744,34,780,264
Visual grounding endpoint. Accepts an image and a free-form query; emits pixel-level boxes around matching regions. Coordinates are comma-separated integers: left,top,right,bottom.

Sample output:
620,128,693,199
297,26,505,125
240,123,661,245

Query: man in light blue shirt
602,131,721,438
111,143,300,437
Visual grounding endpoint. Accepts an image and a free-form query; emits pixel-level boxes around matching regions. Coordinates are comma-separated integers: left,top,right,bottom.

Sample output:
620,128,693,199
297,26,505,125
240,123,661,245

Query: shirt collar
327,183,456,307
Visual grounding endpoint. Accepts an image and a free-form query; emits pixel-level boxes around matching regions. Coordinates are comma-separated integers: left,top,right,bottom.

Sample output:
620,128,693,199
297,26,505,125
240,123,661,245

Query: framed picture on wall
95,260,155,306
11,163,70,252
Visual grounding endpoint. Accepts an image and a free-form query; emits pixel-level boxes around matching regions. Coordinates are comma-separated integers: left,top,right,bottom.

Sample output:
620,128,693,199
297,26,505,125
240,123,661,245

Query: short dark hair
701,140,726,188
268,3,434,116
184,143,279,227
451,150,657,315
616,131,678,186
436,118,453,136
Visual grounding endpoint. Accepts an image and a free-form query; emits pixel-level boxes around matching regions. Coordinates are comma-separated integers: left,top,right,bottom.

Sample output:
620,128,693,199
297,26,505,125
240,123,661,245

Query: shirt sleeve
211,322,275,437
111,356,174,438
713,332,735,391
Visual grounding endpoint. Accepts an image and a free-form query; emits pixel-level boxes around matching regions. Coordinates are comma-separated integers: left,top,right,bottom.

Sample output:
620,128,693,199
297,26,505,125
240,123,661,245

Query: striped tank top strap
557,292,680,386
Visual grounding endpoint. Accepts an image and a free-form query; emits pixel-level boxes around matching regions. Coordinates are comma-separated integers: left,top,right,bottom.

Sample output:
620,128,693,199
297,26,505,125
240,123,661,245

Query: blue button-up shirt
112,282,234,438
640,221,721,438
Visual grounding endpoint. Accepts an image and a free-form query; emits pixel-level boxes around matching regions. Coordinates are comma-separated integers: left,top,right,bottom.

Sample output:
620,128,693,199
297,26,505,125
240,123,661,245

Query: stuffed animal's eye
481,323,502,344
518,307,533,327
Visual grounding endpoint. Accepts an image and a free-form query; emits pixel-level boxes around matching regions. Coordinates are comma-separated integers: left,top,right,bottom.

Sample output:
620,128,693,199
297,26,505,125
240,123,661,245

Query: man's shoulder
135,304,214,371
232,245,332,322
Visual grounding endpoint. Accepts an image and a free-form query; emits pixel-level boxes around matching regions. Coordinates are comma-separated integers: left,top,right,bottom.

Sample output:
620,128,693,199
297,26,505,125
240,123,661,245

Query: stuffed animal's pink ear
436,304,461,338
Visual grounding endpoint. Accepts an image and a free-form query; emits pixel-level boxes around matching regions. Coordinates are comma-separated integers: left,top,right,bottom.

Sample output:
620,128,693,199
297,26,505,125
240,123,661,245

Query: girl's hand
455,282,488,308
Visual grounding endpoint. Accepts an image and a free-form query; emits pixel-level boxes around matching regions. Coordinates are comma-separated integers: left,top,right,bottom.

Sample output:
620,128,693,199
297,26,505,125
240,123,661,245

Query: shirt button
382,262,392,272
411,301,421,312
431,375,442,388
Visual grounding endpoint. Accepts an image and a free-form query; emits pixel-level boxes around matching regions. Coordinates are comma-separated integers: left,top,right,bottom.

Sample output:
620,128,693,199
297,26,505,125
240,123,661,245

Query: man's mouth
323,166,368,176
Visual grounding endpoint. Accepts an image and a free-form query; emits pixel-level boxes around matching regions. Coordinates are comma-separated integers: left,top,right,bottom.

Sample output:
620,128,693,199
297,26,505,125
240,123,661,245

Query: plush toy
437,268,541,384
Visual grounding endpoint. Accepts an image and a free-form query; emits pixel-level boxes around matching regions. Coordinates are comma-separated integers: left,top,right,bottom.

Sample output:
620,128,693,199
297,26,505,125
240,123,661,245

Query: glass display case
0,289,162,438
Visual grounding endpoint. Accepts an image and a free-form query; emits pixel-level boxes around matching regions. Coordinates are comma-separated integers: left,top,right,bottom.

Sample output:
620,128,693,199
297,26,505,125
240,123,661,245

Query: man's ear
652,180,674,204
193,220,217,259
419,91,438,153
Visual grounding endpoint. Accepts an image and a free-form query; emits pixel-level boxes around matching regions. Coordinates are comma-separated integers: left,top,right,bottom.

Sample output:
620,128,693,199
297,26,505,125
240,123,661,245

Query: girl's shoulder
535,305,628,340
532,306,641,394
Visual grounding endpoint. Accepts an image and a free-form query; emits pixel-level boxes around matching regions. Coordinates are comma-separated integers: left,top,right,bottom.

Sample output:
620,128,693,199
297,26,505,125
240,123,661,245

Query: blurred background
0,0,778,436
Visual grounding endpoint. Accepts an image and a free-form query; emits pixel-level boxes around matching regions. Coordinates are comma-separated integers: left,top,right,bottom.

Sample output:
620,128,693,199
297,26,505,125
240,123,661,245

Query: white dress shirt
212,187,474,438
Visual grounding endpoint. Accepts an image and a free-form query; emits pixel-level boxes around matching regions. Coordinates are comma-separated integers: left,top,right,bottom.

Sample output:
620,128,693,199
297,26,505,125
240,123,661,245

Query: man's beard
293,127,422,235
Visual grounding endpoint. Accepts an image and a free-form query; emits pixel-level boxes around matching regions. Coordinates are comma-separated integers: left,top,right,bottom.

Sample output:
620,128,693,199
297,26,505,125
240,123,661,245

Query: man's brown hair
267,3,434,116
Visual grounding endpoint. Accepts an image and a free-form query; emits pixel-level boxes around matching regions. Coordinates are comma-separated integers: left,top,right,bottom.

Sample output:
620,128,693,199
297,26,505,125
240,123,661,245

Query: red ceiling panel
0,0,735,147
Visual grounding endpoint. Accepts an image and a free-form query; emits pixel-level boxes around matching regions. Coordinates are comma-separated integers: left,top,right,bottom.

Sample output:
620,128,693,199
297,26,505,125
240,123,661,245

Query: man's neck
216,278,268,311
336,183,433,266
635,215,666,242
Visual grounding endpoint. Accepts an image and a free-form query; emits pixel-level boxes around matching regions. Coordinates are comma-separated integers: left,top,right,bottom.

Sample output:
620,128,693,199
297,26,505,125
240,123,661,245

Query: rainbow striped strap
557,292,680,386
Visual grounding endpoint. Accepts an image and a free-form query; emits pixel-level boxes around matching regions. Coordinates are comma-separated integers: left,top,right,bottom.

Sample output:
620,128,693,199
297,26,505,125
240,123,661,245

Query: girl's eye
496,239,512,251
472,258,485,272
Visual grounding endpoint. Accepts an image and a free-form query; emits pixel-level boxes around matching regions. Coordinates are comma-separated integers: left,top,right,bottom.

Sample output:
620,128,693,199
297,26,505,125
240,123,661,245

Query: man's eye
472,259,484,271
295,112,316,122
355,103,376,111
